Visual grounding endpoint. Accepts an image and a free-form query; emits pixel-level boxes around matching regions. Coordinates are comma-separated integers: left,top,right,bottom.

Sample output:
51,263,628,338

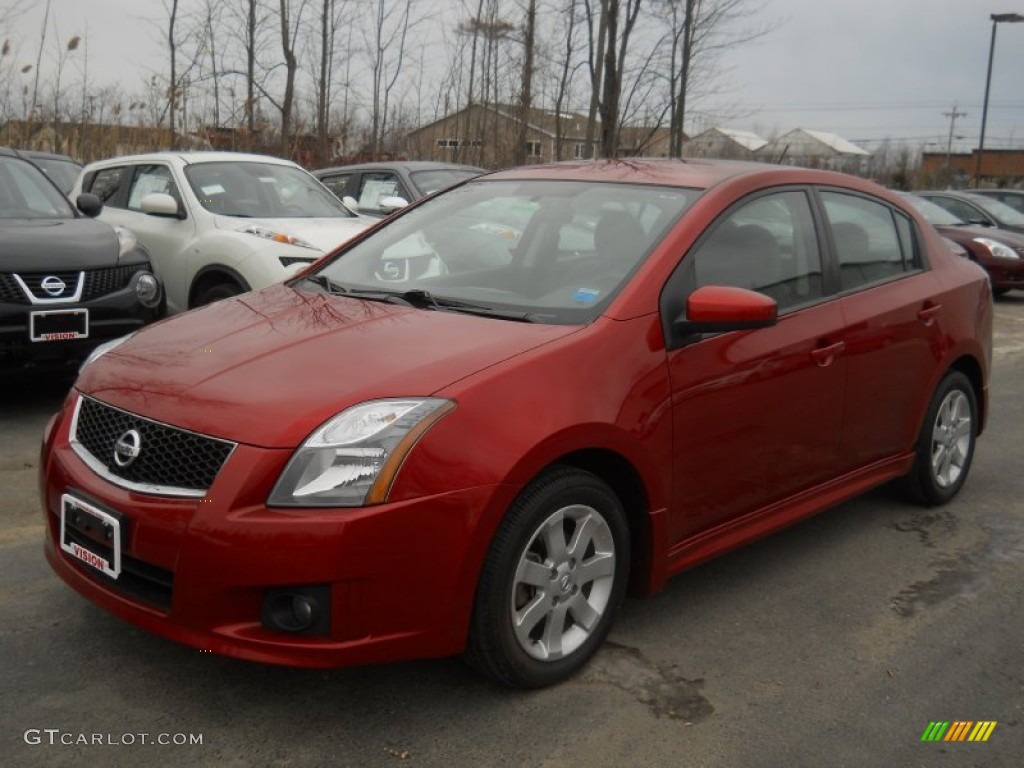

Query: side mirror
140,192,183,219
379,196,409,215
76,193,103,218
673,285,778,335
341,195,359,213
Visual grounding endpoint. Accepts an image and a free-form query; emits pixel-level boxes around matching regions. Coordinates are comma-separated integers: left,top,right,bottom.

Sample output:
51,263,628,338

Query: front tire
193,281,243,307
466,467,630,688
900,370,977,506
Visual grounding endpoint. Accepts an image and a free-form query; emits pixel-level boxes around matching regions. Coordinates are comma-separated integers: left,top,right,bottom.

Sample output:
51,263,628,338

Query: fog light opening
261,585,332,636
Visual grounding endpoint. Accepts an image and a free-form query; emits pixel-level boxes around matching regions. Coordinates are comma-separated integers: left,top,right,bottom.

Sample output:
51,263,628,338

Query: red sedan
40,160,992,688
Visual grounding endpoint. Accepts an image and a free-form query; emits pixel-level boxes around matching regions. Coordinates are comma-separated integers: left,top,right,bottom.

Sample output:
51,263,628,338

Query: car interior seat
831,221,871,290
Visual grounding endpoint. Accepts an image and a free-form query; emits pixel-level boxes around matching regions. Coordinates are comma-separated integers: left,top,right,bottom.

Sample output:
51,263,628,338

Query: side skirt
650,453,916,592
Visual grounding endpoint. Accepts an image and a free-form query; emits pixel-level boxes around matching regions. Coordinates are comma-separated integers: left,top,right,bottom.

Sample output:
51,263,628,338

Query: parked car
972,188,1024,216
0,147,162,376
71,152,374,313
42,159,991,687
914,189,1024,235
314,161,484,217
15,150,83,196
900,192,1024,296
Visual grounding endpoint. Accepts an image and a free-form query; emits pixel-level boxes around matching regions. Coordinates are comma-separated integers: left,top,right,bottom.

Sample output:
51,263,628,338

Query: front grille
19,271,81,299
83,265,144,300
72,395,235,495
61,522,174,611
0,273,27,303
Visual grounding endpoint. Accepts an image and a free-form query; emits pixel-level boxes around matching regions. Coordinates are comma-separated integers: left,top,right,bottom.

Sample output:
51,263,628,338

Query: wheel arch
552,449,654,598
188,265,251,308
948,353,986,435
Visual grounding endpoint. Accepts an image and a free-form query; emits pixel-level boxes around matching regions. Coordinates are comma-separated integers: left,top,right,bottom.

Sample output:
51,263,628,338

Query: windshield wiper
304,274,348,294
399,289,535,322
303,281,534,321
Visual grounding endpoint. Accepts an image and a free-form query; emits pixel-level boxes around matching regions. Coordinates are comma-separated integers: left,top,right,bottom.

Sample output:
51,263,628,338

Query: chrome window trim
69,394,236,499
13,272,85,304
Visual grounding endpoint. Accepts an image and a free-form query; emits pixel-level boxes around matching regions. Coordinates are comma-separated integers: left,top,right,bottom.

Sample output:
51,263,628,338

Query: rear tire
899,370,977,506
465,467,630,688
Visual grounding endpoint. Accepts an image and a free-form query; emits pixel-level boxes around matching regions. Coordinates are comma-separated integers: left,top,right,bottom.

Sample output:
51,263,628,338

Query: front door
665,189,847,543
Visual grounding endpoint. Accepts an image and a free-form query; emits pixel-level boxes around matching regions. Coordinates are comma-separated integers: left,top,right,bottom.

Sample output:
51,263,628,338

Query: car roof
16,149,79,162
914,189,990,201
482,158,889,194
973,188,1024,195
83,151,301,169
315,160,484,174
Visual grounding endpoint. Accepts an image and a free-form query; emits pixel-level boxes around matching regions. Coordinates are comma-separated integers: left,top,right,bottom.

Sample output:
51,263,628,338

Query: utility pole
943,104,967,167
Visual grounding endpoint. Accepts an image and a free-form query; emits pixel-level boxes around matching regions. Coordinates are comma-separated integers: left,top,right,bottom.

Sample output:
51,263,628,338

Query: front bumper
40,395,509,667
1,287,161,375
982,256,1024,292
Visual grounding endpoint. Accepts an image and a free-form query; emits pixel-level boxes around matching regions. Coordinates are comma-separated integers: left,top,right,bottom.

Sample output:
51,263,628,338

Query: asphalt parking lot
3,296,1024,768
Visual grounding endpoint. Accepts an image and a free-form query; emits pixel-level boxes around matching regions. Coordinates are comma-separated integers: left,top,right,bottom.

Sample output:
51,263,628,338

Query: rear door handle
810,341,846,367
918,302,942,325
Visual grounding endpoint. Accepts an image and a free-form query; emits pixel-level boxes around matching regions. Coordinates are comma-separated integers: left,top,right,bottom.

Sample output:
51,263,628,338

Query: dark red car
40,160,992,688
900,192,1024,296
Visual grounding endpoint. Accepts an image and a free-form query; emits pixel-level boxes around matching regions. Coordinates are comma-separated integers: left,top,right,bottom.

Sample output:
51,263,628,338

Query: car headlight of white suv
240,224,319,250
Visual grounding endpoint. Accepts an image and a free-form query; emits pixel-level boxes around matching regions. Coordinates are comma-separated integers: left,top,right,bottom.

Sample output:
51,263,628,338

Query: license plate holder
30,309,89,342
60,493,121,579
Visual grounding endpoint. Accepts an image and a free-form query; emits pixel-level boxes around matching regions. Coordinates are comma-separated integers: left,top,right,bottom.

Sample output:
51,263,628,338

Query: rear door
90,163,196,313
820,189,944,468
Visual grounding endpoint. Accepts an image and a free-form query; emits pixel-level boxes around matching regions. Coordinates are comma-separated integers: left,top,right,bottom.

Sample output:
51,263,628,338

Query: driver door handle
918,302,942,325
810,340,846,367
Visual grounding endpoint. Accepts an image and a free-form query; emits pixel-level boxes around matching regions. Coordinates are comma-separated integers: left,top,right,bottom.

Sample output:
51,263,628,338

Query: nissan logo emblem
113,429,142,468
41,275,67,296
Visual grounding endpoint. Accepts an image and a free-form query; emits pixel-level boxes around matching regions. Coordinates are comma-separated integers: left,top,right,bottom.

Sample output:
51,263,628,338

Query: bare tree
166,0,180,148
657,0,776,157
276,0,306,156
551,0,584,160
310,0,347,165
513,0,537,165
363,0,417,155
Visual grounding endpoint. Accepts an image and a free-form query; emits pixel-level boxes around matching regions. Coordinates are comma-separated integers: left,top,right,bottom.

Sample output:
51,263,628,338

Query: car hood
0,217,120,271
78,283,581,447
935,223,1024,247
214,215,373,252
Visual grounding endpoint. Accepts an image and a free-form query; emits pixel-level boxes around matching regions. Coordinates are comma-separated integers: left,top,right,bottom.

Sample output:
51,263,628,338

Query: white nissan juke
71,152,375,313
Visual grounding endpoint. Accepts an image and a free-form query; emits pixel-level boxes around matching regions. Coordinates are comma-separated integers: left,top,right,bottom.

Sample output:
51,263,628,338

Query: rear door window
821,191,916,291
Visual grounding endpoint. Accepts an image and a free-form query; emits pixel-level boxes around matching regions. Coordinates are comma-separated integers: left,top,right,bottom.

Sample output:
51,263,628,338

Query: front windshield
0,156,76,219
411,168,482,196
184,161,357,218
307,179,699,324
902,194,965,226
970,194,1024,226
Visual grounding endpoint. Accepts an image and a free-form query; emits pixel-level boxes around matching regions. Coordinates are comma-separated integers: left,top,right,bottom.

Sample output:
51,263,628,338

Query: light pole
974,12,1024,187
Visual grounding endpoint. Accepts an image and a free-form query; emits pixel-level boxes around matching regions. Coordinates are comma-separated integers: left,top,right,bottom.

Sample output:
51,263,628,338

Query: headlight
241,225,318,250
114,225,138,256
132,271,162,308
268,398,455,507
973,237,1020,260
279,256,318,268
79,333,135,373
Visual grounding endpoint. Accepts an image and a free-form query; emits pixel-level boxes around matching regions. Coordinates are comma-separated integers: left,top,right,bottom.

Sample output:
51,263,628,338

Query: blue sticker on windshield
572,288,601,304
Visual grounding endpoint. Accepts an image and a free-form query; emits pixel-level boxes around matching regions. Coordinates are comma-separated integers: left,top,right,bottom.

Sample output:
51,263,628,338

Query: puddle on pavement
580,642,714,722
890,515,1024,617
888,510,957,548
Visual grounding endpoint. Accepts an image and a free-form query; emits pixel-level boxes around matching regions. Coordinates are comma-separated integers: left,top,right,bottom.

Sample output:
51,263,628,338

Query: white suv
71,152,373,312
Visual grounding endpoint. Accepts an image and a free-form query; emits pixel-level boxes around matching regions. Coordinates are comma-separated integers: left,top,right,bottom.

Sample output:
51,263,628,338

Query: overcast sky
4,0,1023,152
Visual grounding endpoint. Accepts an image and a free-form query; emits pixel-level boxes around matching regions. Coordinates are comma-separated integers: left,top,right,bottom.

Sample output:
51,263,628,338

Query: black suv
0,147,163,375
